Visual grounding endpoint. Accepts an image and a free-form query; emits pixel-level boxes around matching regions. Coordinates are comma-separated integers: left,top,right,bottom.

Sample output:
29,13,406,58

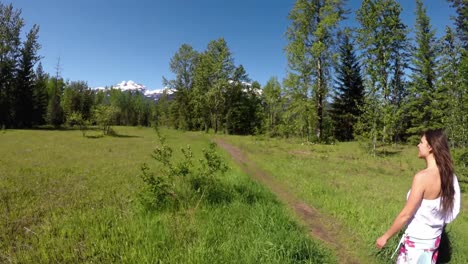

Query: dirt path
214,138,363,264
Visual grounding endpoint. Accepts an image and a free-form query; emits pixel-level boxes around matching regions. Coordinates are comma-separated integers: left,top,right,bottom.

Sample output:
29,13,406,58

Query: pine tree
447,0,467,49
389,54,410,143
285,0,345,142
224,65,249,134
406,0,441,141
437,27,466,147
14,24,41,128
33,62,48,125
447,0,468,147
330,31,364,141
0,3,24,127
46,59,64,127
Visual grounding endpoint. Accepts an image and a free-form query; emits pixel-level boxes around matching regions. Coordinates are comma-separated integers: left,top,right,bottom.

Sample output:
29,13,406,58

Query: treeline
0,3,161,131
159,0,466,149
1,1,466,149
279,0,466,148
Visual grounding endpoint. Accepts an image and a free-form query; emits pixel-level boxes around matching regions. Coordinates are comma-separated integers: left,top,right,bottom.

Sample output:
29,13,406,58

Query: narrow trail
214,138,363,264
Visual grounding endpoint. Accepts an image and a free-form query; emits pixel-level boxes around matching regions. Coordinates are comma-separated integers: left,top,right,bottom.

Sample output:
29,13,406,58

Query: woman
376,129,460,263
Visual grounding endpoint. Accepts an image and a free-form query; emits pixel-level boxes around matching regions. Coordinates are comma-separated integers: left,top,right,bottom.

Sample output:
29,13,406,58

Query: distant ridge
93,80,174,100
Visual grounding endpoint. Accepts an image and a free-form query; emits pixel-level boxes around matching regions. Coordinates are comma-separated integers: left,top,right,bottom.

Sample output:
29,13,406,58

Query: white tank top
405,175,461,239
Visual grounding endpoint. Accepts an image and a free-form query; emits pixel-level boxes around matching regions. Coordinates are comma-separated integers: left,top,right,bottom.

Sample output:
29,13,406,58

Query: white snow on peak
92,81,177,100
114,80,146,91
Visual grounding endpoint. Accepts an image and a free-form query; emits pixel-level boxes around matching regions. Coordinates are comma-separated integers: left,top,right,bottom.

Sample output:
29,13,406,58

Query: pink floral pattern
396,235,441,264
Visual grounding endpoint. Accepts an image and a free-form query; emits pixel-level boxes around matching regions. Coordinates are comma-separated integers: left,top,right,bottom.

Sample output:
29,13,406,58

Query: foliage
355,0,409,153
261,76,283,137
46,78,65,128
330,30,365,141
0,3,24,127
406,0,442,141
67,112,89,137
1,0,466,152
32,63,48,126
139,130,229,211
13,24,41,128
93,105,118,135
285,0,345,142
447,0,468,148
61,81,94,123
163,44,198,130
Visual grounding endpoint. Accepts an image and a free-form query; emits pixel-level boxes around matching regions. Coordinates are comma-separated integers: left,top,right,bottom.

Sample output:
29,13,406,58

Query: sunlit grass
0,127,334,263
218,135,468,264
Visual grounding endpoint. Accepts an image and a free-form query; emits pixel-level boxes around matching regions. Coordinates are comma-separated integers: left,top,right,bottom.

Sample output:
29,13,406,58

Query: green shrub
139,131,230,211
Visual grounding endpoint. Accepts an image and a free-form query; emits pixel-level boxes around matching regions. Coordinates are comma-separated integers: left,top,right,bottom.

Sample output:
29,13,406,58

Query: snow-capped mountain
114,80,147,92
94,80,174,100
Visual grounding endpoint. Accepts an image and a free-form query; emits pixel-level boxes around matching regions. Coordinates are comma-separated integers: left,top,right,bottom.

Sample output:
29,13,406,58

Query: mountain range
94,80,173,100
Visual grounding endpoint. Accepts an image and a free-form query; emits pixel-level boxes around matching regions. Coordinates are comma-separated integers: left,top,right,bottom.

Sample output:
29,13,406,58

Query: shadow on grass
85,134,104,139
84,133,141,139
23,125,106,133
107,134,141,138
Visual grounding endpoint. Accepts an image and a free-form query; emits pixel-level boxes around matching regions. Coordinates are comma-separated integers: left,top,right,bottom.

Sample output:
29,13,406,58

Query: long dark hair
423,129,454,217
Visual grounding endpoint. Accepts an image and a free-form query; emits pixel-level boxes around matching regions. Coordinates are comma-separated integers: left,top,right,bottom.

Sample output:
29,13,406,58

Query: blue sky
9,0,456,90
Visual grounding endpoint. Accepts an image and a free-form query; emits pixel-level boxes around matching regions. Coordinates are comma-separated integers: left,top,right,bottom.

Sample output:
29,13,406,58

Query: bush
139,130,230,211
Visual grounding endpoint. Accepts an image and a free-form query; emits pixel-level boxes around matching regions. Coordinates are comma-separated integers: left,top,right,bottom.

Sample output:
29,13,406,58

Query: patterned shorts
394,234,441,264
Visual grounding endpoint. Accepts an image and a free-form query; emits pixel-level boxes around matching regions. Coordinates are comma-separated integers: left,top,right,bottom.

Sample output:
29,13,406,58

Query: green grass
218,135,468,263
0,127,335,263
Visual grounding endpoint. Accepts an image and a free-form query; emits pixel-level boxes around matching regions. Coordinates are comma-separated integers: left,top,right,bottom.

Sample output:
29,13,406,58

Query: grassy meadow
0,127,335,263
217,134,468,263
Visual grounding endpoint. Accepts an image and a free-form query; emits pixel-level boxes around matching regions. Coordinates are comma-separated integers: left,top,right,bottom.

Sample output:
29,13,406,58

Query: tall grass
219,135,468,263
0,127,334,263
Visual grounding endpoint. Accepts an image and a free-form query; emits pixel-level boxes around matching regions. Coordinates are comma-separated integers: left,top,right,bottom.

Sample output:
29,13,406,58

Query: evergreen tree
285,0,345,142
330,31,364,141
438,27,466,147
355,0,408,153
406,0,441,141
0,3,23,127
14,24,41,128
33,62,48,125
224,66,262,135
46,59,65,127
224,65,249,134
447,0,468,147
447,0,467,49
389,54,410,143
61,81,94,124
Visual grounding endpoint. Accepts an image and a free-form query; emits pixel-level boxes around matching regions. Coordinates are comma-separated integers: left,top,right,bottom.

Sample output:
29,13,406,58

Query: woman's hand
376,235,388,249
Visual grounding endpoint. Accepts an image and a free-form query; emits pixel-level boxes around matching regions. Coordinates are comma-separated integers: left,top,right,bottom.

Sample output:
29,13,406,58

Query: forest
0,0,466,150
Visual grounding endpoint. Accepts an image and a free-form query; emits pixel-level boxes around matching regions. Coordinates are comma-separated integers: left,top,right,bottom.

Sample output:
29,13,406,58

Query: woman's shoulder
413,169,429,181
413,168,438,185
